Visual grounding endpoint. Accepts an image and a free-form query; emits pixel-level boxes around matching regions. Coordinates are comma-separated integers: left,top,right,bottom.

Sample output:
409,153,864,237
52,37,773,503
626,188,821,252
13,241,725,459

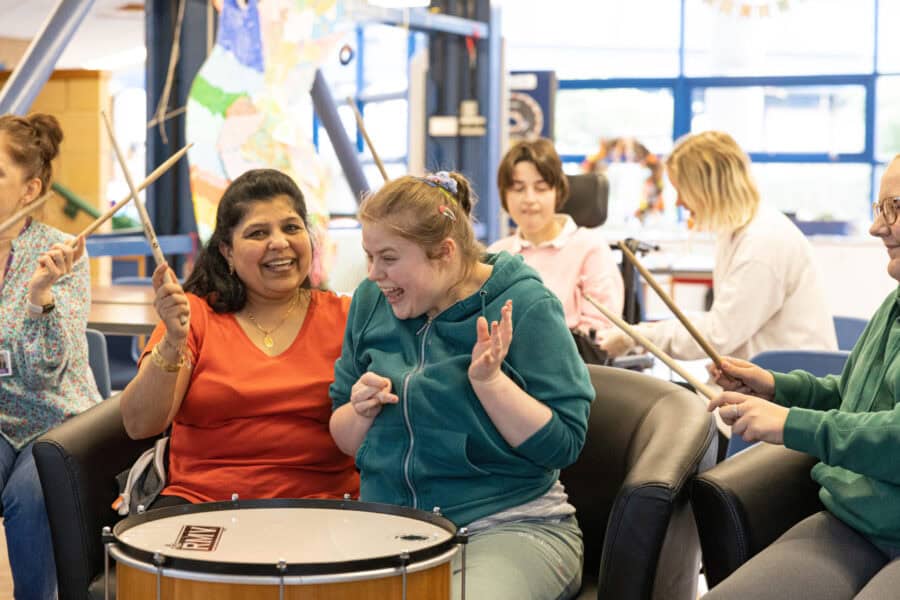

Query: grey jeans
452,516,583,600
705,511,900,600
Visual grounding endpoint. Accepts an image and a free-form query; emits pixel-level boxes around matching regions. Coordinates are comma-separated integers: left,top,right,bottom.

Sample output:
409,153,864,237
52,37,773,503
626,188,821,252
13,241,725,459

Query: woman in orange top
119,168,358,504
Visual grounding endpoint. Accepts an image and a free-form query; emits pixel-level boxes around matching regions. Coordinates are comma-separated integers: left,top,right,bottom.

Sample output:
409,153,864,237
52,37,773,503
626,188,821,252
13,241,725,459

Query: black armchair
33,395,155,599
564,365,717,600
690,442,822,589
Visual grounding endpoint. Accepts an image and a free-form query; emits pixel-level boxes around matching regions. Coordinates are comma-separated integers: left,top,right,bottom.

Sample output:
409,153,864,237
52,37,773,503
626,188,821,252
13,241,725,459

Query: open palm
469,300,513,382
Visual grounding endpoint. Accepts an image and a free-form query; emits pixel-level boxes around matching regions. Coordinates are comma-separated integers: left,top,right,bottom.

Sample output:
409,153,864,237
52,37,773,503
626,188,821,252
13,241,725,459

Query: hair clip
419,171,458,203
438,204,457,221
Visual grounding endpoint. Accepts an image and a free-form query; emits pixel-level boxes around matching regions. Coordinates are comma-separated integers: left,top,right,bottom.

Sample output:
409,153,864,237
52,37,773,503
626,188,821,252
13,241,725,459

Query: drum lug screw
137,504,146,514
102,526,112,600
231,492,239,502
277,559,287,600
399,551,411,600
432,506,441,516
343,492,352,500
458,527,470,600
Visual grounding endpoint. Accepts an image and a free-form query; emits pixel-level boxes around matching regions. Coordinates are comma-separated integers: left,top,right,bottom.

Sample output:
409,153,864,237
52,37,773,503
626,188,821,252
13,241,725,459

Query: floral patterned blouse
0,221,101,450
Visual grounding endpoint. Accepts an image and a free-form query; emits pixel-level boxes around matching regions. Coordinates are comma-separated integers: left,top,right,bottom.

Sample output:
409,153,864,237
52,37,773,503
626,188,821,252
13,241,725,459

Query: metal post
0,0,95,115
311,69,370,201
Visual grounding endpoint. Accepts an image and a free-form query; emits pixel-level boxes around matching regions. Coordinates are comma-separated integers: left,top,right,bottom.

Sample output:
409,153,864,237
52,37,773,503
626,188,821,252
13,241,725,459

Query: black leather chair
33,395,156,599
565,365,717,600
560,173,609,229
690,443,822,589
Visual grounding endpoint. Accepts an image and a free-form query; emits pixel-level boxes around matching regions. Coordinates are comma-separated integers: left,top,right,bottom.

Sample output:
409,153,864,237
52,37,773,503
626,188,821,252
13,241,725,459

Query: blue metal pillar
0,0,95,115
472,0,501,243
312,69,370,200
145,0,208,244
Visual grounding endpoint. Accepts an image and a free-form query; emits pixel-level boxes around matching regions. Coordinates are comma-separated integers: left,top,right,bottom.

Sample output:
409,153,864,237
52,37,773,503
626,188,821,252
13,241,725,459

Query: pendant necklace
245,290,302,349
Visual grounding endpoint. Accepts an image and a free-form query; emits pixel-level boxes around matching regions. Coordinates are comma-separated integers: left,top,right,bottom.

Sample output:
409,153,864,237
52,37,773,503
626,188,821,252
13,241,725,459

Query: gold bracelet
150,343,188,372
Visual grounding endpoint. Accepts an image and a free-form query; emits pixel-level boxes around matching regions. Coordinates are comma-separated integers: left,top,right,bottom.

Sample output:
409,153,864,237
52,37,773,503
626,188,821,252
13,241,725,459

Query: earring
228,261,234,275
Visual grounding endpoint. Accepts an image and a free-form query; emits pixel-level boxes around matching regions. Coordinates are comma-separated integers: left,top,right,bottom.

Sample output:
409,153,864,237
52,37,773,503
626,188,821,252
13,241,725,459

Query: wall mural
186,0,354,287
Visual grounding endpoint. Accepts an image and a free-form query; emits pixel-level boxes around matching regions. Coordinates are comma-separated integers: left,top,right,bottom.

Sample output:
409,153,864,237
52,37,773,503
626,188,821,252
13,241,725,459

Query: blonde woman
598,130,837,361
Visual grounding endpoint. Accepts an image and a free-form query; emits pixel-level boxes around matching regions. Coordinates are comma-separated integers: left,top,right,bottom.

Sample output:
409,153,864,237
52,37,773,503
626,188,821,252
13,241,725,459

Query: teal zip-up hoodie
775,287,900,547
330,252,594,527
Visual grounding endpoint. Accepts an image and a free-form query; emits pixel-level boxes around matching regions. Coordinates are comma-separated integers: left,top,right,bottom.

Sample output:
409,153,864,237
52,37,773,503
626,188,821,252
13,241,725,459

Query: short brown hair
0,113,63,195
497,138,569,211
358,172,483,271
665,131,759,232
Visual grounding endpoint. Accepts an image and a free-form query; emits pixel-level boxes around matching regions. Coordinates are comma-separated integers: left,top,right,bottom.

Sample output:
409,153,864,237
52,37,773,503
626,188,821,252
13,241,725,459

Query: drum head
111,498,457,577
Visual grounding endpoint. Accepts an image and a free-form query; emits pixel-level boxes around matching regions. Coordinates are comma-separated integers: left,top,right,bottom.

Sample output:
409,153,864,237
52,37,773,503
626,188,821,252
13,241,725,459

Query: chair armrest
690,443,822,587
598,391,717,600
33,395,155,599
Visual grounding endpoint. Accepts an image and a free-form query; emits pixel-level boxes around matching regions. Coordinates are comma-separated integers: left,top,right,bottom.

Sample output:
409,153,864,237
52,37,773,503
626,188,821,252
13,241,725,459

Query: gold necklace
244,290,303,349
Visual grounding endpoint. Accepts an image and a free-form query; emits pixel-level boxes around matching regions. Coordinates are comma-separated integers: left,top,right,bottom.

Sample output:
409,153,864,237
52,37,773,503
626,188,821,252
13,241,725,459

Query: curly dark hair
183,169,311,313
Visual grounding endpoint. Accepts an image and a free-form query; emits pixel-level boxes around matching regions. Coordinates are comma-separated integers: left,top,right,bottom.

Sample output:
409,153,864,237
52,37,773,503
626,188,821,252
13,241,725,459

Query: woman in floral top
0,113,101,599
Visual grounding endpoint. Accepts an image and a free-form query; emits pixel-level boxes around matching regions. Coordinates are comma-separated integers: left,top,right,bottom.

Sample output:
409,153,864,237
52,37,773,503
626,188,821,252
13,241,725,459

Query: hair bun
26,113,63,164
448,172,476,217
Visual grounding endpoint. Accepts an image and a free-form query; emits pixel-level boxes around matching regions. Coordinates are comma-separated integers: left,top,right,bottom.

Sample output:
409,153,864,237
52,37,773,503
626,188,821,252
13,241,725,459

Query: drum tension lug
101,525,115,545
455,526,469,546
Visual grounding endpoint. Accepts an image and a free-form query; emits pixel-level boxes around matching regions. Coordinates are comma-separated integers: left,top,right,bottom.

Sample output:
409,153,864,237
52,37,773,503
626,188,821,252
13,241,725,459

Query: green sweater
775,287,900,547
330,252,594,527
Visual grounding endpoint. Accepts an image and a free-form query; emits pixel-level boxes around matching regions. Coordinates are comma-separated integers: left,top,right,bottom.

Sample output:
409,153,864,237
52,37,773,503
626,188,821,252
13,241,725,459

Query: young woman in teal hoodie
703,155,900,599
329,171,594,600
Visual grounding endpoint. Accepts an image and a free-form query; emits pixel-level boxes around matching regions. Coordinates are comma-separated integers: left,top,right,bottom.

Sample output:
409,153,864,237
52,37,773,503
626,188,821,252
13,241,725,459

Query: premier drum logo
170,525,224,551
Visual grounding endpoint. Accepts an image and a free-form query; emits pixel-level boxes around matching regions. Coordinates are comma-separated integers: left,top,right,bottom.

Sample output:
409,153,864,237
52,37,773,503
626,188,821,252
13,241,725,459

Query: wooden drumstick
0,144,191,239
0,190,55,237
618,240,723,369
101,111,187,325
346,96,389,182
585,293,717,399
78,143,192,238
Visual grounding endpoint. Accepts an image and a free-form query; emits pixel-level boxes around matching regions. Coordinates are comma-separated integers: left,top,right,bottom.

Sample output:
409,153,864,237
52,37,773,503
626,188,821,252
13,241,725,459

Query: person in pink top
488,138,624,363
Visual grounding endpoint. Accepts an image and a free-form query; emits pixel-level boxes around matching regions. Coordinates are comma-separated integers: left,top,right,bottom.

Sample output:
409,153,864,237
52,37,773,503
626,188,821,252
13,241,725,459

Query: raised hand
595,327,636,358
708,357,775,400
27,236,85,305
350,371,398,419
151,263,190,342
469,299,513,383
708,391,788,445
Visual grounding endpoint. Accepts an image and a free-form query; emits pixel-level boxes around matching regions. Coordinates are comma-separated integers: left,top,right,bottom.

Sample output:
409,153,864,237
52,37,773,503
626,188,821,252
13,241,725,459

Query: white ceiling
0,0,144,69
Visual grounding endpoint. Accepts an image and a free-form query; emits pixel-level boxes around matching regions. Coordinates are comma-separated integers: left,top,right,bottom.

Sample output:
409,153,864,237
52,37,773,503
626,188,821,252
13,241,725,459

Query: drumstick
0,190,54,236
618,240,723,369
585,293,717,399
101,111,187,325
346,96,389,182
0,144,191,239
78,143,192,238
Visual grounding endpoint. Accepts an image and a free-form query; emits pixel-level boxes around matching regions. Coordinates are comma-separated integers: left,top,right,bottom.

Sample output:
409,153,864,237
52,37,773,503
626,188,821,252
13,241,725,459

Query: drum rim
111,498,459,577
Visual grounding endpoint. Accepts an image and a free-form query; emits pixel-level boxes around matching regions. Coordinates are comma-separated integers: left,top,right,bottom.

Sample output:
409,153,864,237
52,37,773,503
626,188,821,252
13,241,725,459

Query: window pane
555,88,674,156
876,76,900,160
753,163,871,226
684,0,874,76
691,85,866,154
879,0,900,73
362,24,408,96
361,99,408,158
503,0,681,78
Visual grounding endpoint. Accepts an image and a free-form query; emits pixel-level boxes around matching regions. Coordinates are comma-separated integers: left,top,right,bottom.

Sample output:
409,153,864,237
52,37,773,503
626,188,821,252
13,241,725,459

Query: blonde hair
358,172,484,270
665,131,759,232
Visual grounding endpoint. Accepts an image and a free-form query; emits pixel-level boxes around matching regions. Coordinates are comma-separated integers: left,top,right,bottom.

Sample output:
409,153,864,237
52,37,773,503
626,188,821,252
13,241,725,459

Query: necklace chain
245,290,303,348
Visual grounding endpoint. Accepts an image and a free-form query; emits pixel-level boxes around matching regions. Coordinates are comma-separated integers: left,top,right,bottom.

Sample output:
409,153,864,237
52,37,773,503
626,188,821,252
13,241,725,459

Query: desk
89,284,158,336
91,284,155,305
88,302,158,336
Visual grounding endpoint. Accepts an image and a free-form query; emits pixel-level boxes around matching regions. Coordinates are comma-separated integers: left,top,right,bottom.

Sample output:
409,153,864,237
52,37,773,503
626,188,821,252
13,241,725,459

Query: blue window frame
553,0,897,226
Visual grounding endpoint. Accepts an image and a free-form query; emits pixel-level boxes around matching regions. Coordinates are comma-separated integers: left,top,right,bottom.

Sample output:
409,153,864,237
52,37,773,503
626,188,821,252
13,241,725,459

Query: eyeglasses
874,197,900,226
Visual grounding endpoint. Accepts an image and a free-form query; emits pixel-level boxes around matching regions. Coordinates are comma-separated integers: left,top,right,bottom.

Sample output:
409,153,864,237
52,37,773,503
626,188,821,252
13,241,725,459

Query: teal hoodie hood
330,251,594,526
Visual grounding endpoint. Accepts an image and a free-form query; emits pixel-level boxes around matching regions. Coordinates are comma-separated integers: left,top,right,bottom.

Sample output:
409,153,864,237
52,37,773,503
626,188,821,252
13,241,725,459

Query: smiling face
362,222,456,320
870,158,900,283
219,195,312,303
0,134,40,223
505,160,559,244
